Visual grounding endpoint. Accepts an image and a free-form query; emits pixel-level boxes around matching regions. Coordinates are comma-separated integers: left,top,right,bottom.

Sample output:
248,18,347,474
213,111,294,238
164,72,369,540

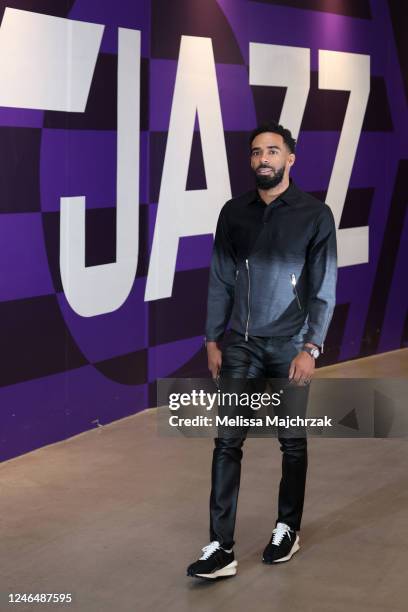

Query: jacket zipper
290,273,302,310
291,271,328,353
245,259,251,341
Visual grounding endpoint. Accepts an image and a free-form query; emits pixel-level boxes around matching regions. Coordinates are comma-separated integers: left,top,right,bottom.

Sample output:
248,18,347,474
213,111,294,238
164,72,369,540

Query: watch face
311,348,320,358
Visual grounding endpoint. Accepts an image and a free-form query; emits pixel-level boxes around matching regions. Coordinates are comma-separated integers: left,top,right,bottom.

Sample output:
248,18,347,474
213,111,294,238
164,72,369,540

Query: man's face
250,132,295,189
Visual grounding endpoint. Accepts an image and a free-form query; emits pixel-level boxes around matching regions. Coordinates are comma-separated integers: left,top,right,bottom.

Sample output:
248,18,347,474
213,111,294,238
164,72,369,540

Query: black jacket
205,179,337,351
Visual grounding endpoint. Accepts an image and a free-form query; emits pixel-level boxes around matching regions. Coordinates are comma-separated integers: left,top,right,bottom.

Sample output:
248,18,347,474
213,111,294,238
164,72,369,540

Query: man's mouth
257,167,273,175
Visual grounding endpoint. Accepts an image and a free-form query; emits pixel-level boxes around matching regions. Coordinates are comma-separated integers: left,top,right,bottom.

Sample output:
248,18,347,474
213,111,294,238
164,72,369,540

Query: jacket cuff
303,333,324,353
204,335,223,346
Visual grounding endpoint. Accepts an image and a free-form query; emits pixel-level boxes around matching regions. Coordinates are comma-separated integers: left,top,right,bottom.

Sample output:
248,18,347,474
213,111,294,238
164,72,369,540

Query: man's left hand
289,351,315,385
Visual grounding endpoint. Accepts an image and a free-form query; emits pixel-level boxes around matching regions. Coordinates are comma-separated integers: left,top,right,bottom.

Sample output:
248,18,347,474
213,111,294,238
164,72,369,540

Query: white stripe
0,8,103,111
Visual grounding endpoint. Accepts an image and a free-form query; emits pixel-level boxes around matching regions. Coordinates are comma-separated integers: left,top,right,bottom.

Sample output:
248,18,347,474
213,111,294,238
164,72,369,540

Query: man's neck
258,176,290,205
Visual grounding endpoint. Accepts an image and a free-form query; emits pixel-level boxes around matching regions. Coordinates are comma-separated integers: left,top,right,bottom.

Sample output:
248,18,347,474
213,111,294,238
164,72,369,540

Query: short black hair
249,121,296,154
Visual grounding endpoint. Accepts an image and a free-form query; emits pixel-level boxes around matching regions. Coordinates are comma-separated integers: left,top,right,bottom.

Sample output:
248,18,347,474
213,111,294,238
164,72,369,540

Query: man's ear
288,153,296,167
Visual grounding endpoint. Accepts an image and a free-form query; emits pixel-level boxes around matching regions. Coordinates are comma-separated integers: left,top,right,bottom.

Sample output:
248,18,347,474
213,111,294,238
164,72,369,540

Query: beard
254,164,285,190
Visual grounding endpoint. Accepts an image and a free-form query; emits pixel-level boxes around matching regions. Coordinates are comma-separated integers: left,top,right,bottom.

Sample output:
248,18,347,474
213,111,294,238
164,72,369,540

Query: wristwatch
302,345,320,359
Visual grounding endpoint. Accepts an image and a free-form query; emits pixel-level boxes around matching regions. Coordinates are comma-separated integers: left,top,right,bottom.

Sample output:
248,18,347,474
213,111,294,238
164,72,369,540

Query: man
187,121,337,579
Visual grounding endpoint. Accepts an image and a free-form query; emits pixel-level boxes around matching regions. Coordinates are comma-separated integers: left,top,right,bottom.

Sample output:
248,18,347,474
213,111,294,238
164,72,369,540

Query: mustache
256,164,273,170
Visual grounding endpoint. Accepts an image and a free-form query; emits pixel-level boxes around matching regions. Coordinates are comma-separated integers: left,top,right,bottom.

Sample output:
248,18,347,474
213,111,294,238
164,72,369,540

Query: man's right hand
206,341,222,380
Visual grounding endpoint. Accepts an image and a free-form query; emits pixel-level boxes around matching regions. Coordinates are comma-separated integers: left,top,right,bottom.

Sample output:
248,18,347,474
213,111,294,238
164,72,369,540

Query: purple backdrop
0,0,407,461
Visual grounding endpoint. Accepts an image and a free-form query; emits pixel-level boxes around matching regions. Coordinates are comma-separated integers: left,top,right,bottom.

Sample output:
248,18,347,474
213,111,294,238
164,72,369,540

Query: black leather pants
209,331,308,549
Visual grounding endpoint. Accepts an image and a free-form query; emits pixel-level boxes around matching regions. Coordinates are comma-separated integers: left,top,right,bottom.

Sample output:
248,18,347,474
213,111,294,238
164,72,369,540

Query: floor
1,349,408,612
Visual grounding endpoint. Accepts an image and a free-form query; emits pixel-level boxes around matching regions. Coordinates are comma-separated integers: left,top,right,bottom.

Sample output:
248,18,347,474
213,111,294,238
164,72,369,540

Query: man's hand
289,351,315,385
207,341,222,380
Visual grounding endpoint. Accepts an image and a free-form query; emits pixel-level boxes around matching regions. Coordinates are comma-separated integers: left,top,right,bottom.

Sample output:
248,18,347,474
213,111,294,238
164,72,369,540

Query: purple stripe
148,336,204,381
371,0,408,151
216,0,250,64
292,132,398,192
0,214,54,301
40,130,149,212
378,201,408,352
0,367,147,462
176,235,213,272
149,60,175,132
69,0,150,57
373,0,408,352
0,108,44,128
336,271,371,361
56,277,148,363
291,130,403,360
247,2,375,69
217,64,257,130
337,160,401,360
218,0,390,76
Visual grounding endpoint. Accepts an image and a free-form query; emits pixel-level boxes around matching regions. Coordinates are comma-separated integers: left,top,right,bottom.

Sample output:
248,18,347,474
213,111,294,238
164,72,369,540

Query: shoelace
199,541,221,560
271,522,291,546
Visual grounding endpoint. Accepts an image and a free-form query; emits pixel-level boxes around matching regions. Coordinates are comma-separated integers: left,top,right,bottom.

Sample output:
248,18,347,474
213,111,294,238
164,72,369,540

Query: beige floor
1,349,408,612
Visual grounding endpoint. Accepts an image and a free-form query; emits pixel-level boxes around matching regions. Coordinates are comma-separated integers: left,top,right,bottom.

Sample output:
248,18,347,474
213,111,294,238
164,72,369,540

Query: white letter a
145,35,231,301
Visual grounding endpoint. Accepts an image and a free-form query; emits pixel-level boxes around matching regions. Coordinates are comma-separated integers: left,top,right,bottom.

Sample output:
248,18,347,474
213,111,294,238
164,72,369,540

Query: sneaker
187,541,238,579
262,522,300,564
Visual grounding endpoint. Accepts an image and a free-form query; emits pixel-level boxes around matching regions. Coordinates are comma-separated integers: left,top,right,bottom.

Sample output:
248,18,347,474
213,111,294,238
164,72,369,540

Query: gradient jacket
205,179,337,351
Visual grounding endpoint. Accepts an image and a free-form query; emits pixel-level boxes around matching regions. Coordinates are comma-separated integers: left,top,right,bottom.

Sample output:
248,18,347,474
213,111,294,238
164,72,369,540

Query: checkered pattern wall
0,0,407,460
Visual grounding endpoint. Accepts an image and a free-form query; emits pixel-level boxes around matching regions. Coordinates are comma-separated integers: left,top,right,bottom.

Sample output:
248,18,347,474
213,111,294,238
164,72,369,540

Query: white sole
195,560,238,579
263,536,300,563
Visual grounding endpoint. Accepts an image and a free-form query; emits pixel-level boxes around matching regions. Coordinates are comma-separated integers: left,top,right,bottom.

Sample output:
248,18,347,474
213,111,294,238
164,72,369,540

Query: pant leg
277,436,308,531
209,435,245,549
209,331,264,548
264,337,309,531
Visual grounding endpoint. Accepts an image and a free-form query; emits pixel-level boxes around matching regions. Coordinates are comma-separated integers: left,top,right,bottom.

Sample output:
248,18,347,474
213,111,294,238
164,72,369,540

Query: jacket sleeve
304,205,337,351
205,205,237,342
